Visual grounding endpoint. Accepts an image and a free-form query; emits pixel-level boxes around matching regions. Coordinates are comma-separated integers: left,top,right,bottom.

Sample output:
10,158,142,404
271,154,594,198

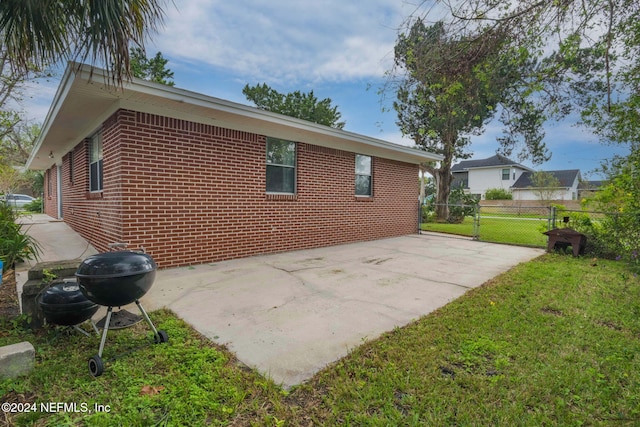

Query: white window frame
266,137,296,194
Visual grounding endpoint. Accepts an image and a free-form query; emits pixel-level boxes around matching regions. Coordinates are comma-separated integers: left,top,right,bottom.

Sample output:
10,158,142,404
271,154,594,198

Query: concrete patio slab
144,232,543,387
18,214,544,388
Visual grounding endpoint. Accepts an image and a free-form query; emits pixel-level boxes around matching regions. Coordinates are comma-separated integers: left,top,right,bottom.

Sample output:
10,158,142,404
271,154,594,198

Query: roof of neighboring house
451,154,534,173
579,180,606,190
511,170,581,189
26,63,443,170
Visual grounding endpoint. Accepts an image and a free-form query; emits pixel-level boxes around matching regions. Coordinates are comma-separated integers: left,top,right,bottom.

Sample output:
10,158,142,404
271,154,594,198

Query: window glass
355,155,371,175
266,138,295,166
89,132,103,192
501,168,510,180
355,154,372,196
266,138,296,193
69,153,74,183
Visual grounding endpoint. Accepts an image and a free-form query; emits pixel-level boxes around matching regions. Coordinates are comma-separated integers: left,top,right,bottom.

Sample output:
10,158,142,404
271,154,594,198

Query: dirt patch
0,270,20,318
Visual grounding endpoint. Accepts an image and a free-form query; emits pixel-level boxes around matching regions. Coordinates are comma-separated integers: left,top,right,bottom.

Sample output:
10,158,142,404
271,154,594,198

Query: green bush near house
23,198,42,213
485,188,513,200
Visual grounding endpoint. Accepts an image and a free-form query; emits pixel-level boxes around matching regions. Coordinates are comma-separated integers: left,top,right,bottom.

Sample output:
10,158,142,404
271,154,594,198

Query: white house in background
452,154,582,201
511,169,582,201
451,154,534,199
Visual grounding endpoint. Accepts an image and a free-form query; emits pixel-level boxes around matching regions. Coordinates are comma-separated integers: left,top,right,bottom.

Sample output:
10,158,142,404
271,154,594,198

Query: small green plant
41,269,58,284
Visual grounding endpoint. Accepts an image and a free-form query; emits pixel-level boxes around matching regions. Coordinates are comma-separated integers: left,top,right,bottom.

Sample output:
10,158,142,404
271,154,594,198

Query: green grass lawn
2,255,639,425
422,215,550,247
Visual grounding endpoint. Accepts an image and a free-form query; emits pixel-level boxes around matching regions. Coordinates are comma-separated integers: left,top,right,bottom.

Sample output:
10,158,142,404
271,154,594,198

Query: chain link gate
421,203,554,248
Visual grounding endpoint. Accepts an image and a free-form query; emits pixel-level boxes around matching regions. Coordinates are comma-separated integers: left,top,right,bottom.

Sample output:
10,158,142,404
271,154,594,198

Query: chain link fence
552,207,640,259
421,203,552,247
421,203,640,256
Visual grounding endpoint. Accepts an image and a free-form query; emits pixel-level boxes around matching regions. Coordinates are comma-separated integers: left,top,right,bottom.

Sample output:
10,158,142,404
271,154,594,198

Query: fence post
473,204,480,240
548,205,556,231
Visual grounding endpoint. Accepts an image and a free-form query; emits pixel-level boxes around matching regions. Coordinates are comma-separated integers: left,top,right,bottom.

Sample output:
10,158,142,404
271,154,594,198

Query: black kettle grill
76,249,168,377
38,280,99,335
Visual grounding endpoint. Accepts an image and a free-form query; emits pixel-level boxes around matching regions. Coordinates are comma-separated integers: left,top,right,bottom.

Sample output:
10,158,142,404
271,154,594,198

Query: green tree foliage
407,0,639,149
392,20,531,220
0,122,42,198
243,83,345,129
584,147,640,267
0,121,40,165
0,46,45,143
0,161,25,196
0,0,167,85
129,48,174,86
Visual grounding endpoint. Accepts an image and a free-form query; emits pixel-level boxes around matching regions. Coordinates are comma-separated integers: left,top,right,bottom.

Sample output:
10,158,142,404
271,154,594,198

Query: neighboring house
578,180,606,199
451,154,534,200
26,63,442,268
511,169,582,201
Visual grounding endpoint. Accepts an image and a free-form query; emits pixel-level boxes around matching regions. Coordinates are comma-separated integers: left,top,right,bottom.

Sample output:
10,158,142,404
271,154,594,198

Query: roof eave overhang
27,63,443,170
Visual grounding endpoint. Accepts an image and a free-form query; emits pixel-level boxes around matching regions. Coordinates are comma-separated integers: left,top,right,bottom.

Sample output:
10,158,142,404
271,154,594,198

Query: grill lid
76,251,157,279
40,282,89,305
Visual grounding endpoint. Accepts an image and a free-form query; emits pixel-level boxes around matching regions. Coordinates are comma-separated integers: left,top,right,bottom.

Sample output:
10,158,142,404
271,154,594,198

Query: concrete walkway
18,214,544,388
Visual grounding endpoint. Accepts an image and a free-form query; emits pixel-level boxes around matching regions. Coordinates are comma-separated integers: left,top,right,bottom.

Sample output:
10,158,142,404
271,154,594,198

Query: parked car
2,193,36,208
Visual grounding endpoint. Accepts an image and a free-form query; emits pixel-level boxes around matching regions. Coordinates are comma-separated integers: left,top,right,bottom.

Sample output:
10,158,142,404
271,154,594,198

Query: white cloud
6,77,59,124
154,0,409,84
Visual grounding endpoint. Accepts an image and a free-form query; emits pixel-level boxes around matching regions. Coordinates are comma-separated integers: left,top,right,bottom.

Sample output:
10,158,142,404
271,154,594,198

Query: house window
68,152,74,183
355,154,372,196
501,168,510,180
266,137,296,193
89,132,103,192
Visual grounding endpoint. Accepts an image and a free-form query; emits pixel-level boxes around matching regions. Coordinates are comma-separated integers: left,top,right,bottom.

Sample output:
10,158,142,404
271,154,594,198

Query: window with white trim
68,151,74,183
501,168,510,180
355,154,372,196
266,137,296,193
89,132,103,192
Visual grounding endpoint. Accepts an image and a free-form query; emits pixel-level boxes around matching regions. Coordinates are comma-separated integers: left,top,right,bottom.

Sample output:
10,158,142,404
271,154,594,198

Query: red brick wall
58,109,419,268
55,112,125,252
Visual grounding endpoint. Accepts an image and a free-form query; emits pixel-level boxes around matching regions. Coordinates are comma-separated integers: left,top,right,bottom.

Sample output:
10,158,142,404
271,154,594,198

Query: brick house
27,63,441,268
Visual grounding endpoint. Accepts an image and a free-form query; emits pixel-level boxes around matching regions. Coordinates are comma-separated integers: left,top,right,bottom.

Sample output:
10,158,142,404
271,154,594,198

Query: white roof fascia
28,63,443,170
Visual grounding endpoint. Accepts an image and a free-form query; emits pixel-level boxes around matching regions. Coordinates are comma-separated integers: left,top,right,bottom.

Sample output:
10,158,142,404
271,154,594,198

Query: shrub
23,198,42,213
553,206,635,260
485,188,513,200
0,203,40,273
447,188,478,223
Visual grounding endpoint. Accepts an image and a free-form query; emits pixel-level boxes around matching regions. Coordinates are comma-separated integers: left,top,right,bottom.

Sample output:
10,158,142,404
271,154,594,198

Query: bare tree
530,171,561,202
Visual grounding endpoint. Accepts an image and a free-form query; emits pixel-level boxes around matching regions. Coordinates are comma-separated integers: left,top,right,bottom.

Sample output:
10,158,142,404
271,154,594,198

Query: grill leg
135,300,159,336
97,307,113,358
72,325,91,337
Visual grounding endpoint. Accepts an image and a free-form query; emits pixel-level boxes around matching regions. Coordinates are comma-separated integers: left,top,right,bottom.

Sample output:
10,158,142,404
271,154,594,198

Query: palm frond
0,0,167,85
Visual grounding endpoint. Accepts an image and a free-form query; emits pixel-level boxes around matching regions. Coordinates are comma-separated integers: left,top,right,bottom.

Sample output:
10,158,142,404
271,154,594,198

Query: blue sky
18,0,628,179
